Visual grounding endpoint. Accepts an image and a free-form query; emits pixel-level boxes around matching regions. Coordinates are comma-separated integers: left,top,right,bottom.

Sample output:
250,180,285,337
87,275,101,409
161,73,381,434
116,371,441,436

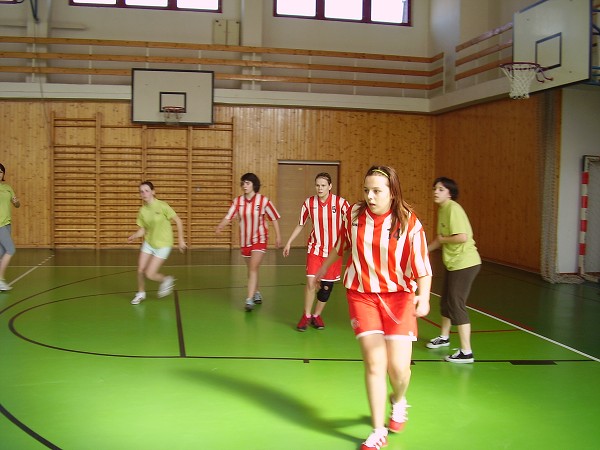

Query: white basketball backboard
131,69,214,125
513,0,592,93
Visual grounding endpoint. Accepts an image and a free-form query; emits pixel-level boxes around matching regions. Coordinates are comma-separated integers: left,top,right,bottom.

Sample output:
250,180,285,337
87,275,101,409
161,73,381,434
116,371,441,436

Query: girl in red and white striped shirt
216,173,281,312
283,172,350,331
314,165,432,450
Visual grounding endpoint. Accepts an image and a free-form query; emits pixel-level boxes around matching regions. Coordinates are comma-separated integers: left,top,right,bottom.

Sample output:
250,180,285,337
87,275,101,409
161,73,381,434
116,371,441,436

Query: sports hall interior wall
0,96,542,272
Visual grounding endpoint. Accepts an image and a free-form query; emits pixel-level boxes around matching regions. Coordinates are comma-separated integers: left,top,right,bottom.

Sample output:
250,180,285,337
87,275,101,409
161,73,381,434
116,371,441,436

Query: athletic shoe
296,314,311,331
445,350,475,363
157,276,175,298
311,315,325,330
131,292,146,305
388,396,410,433
0,280,12,291
253,291,263,304
426,336,450,349
360,429,388,450
245,298,255,312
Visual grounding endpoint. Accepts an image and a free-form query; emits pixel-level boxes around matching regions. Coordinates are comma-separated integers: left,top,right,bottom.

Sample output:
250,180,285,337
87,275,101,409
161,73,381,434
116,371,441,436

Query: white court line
469,302,598,362
429,291,599,362
9,255,55,287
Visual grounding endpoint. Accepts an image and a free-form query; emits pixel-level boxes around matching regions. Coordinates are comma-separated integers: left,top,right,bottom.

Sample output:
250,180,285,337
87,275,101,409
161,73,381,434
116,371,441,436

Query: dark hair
241,173,260,192
140,180,154,190
433,177,459,200
355,165,413,234
315,172,332,185
0,163,4,181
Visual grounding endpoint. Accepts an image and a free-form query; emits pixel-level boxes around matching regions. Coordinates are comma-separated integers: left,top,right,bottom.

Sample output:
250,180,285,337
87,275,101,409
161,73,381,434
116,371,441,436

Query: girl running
283,172,349,331
128,181,187,305
216,173,281,311
0,163,20,291
314,165,432,450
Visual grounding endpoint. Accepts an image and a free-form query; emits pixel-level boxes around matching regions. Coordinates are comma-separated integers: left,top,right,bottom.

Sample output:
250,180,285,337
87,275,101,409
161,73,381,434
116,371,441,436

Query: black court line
173,290,186,357
0,403,61,449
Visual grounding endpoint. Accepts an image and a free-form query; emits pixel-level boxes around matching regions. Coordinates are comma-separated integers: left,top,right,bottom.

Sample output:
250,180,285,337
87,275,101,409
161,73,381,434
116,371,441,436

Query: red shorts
346,290,418,340
241,242,267,257
306,253,342,281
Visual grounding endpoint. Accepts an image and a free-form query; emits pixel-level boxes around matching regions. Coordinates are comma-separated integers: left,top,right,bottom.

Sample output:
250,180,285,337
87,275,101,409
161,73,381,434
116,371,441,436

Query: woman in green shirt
127,181,187,305
427,177,481,363
0,163,20,291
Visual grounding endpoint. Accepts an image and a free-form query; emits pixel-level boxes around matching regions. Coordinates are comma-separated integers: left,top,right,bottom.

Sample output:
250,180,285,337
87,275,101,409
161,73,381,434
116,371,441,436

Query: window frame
68,0,222,13
273,0,411,27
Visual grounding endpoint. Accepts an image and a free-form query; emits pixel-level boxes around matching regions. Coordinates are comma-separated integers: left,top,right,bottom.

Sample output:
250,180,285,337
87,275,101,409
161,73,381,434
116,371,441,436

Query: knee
317,281,334,302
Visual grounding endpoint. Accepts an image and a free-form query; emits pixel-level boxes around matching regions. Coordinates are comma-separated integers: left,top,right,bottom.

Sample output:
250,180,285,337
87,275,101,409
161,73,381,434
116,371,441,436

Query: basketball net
162,106,184,126
500,63,550,100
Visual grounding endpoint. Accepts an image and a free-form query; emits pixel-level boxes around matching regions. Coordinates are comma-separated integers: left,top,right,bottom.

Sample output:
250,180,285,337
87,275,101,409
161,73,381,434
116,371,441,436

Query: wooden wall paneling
52,115,99,248
190,122,234,247
99,121,144,247
434,97,541,271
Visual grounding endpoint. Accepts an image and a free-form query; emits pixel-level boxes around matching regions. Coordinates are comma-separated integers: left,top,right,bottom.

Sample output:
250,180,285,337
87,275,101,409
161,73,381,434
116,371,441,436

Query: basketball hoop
161,106,185,125
500,62,553,99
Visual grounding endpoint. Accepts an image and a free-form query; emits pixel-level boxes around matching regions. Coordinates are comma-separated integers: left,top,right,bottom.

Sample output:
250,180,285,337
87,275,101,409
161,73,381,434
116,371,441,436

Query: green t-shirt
437,199,481,271
0,183,16,227
136,199,176,249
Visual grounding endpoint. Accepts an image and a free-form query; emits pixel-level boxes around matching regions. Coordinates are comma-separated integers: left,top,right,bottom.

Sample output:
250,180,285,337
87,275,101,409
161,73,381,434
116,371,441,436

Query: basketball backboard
131,69,214,125
513,0,592,94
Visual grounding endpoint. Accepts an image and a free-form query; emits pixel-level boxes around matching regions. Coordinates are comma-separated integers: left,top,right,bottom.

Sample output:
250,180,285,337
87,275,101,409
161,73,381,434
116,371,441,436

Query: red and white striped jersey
225,193,281,247
335,204,432,293
299,194,349,258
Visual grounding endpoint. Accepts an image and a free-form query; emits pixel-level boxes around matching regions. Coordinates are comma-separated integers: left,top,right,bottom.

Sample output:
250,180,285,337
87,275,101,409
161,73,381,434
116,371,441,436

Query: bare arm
414,275,432,317
283,223,304,257
428,233,467,251
215,217,231,234
127,227,145,243
271,219,281,249
172,214,187,252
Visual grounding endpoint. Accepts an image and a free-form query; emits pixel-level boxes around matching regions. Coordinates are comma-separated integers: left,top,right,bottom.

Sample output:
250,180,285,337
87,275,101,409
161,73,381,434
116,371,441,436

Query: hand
282,244,290,257
413,295,430,317
275,237,281,249
178,240,187,253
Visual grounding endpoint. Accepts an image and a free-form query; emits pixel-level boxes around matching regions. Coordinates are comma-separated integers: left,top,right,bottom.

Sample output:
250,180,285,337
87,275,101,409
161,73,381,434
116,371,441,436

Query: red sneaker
360,430,388,449
296,314,311,331
388,396,409,433
311,315,325,330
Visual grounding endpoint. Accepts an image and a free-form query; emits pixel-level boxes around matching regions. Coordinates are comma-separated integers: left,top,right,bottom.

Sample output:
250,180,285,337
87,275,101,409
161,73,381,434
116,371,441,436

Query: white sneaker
157,276,175,298
244,298,255,312
131,292,146,305
0,280,12,291
253,291,263,304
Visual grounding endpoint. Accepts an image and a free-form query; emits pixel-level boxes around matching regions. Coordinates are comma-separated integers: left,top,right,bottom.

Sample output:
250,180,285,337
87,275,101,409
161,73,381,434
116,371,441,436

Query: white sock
462,349,472,355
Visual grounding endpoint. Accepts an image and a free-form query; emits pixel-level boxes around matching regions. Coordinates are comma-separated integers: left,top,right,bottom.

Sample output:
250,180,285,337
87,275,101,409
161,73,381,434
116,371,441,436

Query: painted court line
8,254,55,288
469,304,599,362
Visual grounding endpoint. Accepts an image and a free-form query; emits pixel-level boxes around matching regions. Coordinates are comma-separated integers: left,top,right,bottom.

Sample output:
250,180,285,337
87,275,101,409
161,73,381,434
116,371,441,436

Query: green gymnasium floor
0,249,598,449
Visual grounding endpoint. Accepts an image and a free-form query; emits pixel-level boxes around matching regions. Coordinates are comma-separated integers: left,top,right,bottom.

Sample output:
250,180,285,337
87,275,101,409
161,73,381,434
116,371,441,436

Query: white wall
558,86,600,273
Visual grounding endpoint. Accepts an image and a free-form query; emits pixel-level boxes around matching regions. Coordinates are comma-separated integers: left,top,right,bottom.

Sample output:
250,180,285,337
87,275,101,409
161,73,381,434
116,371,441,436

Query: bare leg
387,339,413,403
313,299,326,317
137,252,166,291
440,316,451,336
303,278,316,315
359,334,388,429
0,253,12,280
246,251,265,299
457,323,472,351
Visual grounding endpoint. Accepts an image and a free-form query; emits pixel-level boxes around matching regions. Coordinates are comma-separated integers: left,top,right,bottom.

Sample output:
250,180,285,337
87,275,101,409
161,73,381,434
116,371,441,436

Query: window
274,0,410,26
69,0,221,12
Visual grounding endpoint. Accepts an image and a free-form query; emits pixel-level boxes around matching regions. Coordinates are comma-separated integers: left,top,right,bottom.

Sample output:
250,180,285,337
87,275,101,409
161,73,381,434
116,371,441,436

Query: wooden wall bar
0,97,542,271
